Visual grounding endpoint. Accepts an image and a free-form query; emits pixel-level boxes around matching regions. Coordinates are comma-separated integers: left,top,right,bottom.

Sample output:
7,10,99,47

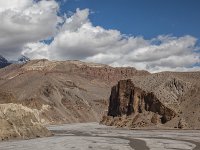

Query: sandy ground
0,123,200,150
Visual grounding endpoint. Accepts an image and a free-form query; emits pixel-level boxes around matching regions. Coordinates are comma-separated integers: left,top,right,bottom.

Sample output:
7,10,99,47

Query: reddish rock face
108,79,176,124
76,66,149,84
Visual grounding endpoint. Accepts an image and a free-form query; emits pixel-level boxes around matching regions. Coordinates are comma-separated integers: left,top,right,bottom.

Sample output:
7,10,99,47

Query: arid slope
101,71,200,129
0,59,149,124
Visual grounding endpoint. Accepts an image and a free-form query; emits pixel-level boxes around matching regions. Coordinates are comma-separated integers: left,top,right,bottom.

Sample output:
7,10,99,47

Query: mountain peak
0,55,8,63
0,55,10,68
17,55,30,64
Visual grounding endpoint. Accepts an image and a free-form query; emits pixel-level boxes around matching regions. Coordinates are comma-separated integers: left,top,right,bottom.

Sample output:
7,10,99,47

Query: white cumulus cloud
0,0,60,59
0,2,199,72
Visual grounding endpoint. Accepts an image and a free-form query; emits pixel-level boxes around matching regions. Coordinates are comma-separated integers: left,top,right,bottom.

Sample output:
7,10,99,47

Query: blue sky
0,0,199,72
59,0,200,40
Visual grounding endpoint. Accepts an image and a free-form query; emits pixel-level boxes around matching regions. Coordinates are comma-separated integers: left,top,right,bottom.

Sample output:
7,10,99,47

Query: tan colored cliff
0,103,52,141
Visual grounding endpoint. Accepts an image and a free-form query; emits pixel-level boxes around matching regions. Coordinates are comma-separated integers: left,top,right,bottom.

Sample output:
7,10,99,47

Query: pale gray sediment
0,123,199,150
53,130,149,150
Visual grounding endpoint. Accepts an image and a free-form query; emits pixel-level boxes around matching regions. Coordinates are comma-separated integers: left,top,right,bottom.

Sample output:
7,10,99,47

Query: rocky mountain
0,55,30,69
17,55,31,64
0,58,199,141
101,71,200,129
9,55,30,64
0,55,10,68
0,59,149,125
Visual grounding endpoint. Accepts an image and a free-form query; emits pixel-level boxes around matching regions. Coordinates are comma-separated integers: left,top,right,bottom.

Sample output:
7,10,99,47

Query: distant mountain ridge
0,55,30,68
0,55,11,68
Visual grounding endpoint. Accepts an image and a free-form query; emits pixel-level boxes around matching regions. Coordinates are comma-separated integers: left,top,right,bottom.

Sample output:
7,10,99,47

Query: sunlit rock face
108,80,176,121
106,79,176,128
0,103,52,141
101,72,200,129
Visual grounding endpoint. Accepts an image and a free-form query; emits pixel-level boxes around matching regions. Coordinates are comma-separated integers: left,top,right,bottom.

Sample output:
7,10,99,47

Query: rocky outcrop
101,72,200,129
0,103,52,141
108,80,176,122
103,79,176,128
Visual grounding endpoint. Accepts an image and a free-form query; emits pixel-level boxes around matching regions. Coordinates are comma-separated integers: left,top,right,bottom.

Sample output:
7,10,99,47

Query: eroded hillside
0,59,149,125
101,72,200,129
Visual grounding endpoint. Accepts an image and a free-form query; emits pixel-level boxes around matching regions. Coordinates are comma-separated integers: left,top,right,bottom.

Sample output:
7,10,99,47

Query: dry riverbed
0,123,200,150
